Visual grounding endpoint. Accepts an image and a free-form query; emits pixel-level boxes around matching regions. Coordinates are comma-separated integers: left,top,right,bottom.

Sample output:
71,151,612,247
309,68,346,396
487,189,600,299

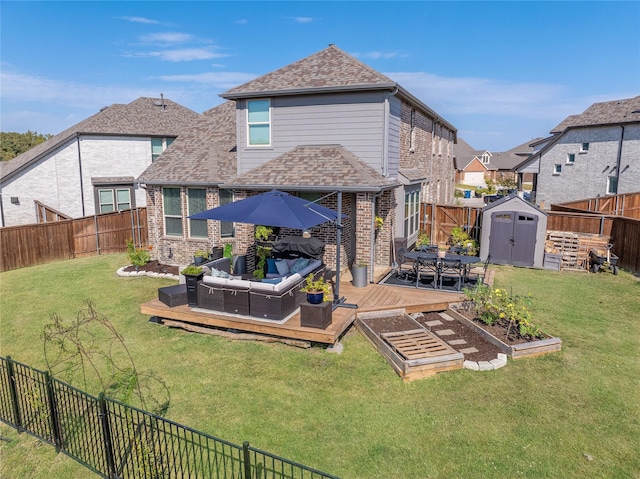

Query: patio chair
439,258,463,291
415,257,439,289
465,255,491,287
395,247,415,282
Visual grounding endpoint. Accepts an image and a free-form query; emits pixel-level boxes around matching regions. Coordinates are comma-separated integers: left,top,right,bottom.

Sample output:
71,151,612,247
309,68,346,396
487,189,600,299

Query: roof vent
100,105,109,112
153,93,166,110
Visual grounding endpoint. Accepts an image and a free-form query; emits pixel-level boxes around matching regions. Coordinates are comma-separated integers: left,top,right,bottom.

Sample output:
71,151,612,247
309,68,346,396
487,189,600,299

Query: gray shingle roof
551,95,640,133
1,97,200,181
224,144,398,191
140,101,237,185
221,45,395,98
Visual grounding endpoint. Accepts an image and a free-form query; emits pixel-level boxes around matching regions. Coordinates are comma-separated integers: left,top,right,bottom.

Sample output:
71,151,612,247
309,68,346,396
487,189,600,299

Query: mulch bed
363,311,503,362
122,261,180,276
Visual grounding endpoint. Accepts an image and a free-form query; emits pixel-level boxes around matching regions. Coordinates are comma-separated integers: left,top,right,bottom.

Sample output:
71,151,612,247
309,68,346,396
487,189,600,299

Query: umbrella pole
333,190,357,310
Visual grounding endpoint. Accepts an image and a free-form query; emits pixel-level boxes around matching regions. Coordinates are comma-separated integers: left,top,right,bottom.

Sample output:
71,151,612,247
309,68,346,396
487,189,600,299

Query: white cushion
250,282,277,293
225,279,253,290
202,276,227,286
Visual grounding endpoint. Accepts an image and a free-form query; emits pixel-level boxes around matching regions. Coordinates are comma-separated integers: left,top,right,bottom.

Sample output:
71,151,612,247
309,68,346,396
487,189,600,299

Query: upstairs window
553,164,562,175
152,137,174,161
188,188,208,238
580,142,590,152
163,187,182,237
97,188,131,213
247,100,271,146
567,153,576,164
607,176,618,195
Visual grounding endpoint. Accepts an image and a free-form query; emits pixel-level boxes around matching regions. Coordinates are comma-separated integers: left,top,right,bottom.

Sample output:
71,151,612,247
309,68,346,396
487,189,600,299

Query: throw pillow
275,260,290,276
289,257,310,274
266,258,278,274
211,268,231,279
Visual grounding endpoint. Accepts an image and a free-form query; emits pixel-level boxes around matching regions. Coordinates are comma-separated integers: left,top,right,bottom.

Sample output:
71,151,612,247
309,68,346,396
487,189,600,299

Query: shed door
488,211,538,267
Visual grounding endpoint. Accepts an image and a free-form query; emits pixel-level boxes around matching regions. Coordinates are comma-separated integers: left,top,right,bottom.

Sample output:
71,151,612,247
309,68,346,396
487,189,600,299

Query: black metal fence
0,356,339,479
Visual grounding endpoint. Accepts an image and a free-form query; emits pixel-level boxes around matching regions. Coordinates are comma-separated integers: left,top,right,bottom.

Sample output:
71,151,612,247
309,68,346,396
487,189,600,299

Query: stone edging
116,266,179,281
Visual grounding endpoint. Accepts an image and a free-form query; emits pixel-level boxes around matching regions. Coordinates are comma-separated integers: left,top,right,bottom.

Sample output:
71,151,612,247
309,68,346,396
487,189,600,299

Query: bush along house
138,45,457,279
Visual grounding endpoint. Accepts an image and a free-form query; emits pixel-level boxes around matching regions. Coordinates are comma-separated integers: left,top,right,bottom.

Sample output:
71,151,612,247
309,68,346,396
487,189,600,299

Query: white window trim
580,142,589,153
246,99,271,147
566,153,576,164
553,164,562,175
607,176,618,195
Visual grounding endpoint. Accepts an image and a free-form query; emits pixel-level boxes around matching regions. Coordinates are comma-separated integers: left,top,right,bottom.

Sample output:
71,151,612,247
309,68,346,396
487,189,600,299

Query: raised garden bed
447,307,562,359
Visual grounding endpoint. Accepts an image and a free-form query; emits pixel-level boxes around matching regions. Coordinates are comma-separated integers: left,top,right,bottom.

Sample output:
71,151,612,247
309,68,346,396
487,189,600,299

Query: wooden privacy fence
420,202,640,274
554,192,640,220
0,208,147,272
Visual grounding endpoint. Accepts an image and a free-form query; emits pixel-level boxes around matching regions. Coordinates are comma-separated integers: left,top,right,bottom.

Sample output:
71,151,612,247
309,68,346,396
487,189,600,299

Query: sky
1,1,639,152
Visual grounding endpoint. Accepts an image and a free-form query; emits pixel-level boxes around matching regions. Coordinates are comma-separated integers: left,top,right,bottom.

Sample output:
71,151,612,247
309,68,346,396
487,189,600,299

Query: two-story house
0,97,200,227
514,96,640,208
140,45,457,275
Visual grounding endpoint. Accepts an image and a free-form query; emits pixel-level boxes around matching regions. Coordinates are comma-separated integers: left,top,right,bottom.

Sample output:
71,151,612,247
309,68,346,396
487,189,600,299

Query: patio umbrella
189,189,343,230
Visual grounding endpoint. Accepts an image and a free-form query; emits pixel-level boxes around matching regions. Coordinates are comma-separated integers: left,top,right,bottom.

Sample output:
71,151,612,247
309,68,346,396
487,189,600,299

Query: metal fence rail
0,356,339,479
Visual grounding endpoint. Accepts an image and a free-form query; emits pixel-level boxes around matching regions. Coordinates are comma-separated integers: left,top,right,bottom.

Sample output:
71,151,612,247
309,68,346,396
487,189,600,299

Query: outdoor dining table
403,251,481,289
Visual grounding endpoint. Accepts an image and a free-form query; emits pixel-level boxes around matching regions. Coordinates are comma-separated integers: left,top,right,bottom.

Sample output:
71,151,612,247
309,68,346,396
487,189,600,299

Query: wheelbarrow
589,245,618,275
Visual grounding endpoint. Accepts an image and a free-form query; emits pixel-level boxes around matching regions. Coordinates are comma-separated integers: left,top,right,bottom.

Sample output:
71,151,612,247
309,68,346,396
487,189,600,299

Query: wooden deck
140,269,465,345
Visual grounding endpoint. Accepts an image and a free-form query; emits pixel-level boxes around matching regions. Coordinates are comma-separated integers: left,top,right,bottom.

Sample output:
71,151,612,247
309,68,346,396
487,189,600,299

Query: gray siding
387,96,401,178
236,92,387,175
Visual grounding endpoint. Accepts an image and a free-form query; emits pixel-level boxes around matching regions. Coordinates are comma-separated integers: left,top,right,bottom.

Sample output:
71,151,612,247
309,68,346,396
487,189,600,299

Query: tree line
1,131,53,161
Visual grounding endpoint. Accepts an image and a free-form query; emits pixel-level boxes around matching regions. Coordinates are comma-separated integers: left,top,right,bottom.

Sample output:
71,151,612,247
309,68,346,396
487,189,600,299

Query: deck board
140,270,465,345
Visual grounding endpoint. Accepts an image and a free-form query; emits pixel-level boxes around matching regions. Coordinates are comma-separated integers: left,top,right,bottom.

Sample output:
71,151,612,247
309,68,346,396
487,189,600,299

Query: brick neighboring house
139,45,457,274
454,138,537,187
514,96,640,208
0,97,200,227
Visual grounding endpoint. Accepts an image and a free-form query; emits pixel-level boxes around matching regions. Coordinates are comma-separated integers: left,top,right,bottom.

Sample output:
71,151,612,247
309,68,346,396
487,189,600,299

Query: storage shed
480,195,547,269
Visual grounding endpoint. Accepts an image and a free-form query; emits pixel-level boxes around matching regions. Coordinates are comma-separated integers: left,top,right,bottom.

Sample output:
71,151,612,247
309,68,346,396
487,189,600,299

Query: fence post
243,441,252,479
44,372,62,452
99,393,117,479
94,215,101,256
5,356,22,433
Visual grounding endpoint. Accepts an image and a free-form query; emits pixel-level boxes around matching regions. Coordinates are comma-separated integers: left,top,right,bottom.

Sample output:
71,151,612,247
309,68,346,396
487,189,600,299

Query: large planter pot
183,273,204,306
447,308,562,359
352,265,368,288
193,256,206,266
306,292,324,304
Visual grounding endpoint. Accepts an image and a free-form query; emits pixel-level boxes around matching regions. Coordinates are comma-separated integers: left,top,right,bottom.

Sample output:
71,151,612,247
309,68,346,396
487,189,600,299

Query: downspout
613,125,625,194
370,190,383,283
430,118,439,203
76,134,86,216
382,87,399,177
0,194,4,227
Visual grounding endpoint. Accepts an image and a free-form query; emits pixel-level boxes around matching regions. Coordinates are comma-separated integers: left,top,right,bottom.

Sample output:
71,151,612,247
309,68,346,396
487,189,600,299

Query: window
553,164,562,175
219,189,234,237
188,188,208,238
567,153,575,164
580,142,589,152
151,137,175,161
95,186,133,213
247,100,270,146
607,176,618,195
163,188,182,236
403,189,420,238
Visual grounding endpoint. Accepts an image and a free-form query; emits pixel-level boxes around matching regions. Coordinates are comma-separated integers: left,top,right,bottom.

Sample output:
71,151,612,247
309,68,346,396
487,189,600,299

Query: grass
1,255,639,478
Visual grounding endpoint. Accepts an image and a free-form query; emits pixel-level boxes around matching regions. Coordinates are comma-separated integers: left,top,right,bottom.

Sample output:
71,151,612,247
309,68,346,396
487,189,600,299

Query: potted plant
193,250,209,265
181,265,204,306
351,261,368,288
300,273,332,304
374,216,384,230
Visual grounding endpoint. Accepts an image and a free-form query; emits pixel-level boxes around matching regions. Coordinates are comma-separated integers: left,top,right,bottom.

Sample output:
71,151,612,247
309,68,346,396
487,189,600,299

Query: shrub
126,239,151,267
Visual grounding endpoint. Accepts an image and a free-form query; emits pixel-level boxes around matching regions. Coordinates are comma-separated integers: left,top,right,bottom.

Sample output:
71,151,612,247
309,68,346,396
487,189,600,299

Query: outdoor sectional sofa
196,258,326,321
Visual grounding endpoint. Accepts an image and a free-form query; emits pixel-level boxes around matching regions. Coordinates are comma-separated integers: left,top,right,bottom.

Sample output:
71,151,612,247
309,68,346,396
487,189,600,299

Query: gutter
613,125,625,194
369,190,383,283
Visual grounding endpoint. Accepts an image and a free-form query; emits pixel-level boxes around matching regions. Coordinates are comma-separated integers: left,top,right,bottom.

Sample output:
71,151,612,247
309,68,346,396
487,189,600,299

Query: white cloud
236,19,248,25
117,16,159,25
354,51,403,60
126,48,229,62
139,32,195,45
158,72,257,89
294,17,313,23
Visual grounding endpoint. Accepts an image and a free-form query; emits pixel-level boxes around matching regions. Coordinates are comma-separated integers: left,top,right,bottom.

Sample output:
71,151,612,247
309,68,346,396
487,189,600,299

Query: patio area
140,267,466,345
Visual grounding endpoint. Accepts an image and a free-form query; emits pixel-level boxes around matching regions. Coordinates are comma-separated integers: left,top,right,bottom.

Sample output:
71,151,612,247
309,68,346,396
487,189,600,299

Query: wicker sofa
196,259,325,321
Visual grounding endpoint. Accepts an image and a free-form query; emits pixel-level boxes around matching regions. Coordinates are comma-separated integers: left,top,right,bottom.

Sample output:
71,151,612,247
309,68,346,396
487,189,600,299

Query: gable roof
453,138,489,170
221,44,457,134
551,95,640,133
1,97,200,182
224,144,398,192
455,137,539,171
140,101,237,186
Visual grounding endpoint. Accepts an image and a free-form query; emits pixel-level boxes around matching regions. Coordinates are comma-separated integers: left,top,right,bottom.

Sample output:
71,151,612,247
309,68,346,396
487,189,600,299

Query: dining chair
439,258,463,291
465,254,491,287
395,247,415,282
416,257,439,289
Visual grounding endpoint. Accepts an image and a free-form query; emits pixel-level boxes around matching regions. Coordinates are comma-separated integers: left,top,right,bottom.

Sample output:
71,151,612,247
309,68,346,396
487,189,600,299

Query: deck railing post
5,356,22,432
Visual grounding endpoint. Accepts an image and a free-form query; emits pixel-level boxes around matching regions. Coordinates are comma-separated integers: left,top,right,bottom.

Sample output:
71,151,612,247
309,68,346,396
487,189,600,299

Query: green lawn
1,254,639,478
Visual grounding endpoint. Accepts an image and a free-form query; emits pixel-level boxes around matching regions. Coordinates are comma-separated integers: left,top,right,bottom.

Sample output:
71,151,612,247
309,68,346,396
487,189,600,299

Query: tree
0,130,53,161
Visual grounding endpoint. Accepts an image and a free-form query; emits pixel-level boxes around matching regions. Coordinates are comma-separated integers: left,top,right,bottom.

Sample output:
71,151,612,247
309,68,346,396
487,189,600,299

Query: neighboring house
139,45,457,272
0,97,200,227
515,96,640,208
454,138,538,187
